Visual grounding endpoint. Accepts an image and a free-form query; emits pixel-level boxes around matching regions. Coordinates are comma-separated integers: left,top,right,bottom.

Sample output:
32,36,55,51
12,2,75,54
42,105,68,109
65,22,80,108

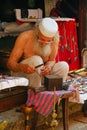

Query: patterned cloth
26,90,74,117
55,18,80,70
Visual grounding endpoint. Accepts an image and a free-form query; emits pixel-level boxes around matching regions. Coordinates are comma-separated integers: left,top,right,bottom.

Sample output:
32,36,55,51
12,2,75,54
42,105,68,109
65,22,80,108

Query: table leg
62,98,69,130
21,105,33,130
31,111,38,130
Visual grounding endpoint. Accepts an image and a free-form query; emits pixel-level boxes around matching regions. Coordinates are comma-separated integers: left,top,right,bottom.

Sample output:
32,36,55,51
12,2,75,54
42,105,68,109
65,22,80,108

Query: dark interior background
0,0,45,22
54,0,79,21
0,0,79,22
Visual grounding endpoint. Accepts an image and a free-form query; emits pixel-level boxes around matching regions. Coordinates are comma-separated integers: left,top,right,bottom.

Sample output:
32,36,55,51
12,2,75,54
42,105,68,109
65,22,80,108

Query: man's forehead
39,31,52,40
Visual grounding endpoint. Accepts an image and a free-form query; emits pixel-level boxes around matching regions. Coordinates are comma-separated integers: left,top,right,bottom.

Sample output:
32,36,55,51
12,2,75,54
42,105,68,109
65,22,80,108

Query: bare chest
24,44,50,62
23,42,34,57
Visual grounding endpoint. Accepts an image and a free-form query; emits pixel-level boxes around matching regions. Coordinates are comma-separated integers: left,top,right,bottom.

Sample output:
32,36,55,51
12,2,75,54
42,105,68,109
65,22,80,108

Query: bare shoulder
18,30,34,39
15,30,35,46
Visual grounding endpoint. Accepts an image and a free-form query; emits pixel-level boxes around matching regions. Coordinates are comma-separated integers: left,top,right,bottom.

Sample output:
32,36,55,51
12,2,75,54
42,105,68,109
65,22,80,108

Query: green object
28,0,36,8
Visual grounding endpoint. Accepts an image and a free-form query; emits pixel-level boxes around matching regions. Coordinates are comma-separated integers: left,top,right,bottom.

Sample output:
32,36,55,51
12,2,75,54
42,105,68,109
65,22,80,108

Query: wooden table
0,75,28,112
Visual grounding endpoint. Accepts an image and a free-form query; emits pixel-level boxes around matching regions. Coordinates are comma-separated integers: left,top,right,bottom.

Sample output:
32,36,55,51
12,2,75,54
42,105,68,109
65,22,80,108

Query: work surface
0,75,29,112
67,68,87,103
0,68,87,130
26,68,87,117
0,75,28,90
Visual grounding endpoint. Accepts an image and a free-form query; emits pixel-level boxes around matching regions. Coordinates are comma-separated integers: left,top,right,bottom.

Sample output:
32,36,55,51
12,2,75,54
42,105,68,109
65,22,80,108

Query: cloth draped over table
26,89,78,117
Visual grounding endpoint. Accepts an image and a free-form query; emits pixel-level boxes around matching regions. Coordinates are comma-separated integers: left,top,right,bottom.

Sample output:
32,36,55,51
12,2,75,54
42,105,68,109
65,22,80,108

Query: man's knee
21,55,44,67
52,61,69,81
58,61,69,71
53,61,69,72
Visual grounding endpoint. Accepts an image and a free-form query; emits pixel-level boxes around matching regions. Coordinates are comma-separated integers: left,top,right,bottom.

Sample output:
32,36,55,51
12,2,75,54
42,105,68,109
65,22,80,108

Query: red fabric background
55,19,80,71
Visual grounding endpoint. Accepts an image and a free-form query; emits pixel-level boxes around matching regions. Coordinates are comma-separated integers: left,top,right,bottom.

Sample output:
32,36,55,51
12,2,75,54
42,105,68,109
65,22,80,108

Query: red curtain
55,19,80,71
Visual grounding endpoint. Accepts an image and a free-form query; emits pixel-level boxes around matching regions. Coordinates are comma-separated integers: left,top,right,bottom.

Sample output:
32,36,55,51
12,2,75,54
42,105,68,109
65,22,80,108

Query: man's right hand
19,64,36,74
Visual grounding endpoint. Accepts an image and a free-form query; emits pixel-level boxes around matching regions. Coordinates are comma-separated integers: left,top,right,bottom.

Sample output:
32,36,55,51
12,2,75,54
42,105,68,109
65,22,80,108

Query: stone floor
56,113,87,130
0,106,87,130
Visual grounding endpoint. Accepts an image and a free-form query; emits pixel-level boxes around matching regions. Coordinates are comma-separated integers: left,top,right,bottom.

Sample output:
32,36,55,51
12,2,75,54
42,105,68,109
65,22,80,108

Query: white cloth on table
0,75,29,90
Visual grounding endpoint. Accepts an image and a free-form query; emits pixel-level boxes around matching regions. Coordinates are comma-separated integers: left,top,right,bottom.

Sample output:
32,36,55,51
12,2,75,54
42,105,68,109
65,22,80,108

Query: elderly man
7,17,69,88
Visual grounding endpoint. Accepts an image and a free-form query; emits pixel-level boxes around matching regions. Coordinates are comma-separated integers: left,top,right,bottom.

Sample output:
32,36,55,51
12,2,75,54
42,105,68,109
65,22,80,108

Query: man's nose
41,42,46,46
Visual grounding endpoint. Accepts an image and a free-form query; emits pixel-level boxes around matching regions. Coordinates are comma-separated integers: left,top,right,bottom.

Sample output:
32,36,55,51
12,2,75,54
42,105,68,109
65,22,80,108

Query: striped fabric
26,90,74,117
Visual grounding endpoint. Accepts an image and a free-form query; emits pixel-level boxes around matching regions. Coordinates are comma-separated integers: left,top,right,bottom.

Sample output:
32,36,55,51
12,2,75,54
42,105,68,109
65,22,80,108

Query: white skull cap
39,17,58,38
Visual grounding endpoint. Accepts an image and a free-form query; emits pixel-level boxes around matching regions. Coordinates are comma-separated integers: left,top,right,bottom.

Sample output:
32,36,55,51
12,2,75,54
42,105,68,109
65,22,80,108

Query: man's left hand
40,65,51,76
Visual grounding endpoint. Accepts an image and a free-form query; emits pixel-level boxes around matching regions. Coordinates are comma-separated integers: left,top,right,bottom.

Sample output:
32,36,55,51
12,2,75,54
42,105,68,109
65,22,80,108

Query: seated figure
7,17,69,88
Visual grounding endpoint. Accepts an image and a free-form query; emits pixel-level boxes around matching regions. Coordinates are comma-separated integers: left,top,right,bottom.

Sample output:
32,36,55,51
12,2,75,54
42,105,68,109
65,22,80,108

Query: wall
44,0,56,16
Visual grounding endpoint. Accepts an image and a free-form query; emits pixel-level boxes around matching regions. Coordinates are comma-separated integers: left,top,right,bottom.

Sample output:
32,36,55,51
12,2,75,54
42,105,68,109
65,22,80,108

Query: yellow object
0,120,8,130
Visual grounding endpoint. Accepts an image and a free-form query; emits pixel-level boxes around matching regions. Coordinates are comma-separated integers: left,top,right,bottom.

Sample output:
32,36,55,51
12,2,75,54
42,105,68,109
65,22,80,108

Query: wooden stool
21,89,74,130
21,104,34,130
21,99,69,130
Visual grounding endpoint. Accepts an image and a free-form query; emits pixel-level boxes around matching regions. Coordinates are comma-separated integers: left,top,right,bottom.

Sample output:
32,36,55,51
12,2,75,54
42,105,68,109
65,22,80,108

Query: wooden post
21,104,33,130
62,98,69,130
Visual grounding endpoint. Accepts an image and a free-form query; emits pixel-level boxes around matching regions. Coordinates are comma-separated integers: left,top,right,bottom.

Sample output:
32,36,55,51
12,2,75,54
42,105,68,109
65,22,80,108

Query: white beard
34,41,51,57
